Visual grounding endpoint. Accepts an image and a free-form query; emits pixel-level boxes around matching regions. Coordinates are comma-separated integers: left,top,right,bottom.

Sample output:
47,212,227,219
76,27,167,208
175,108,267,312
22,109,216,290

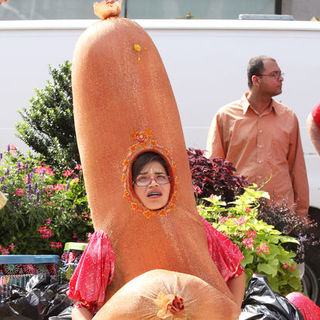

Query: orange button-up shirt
206,93,309,217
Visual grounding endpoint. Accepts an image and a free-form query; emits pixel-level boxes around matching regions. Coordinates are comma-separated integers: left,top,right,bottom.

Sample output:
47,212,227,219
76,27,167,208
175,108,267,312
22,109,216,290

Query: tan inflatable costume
71,1,240,319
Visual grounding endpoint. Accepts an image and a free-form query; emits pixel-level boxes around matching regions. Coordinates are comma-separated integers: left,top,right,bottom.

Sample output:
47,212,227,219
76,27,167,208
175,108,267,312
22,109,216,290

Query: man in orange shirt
206,55,309,217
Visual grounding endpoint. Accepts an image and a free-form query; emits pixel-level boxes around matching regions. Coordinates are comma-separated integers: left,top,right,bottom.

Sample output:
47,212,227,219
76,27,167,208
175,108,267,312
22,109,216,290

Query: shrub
198,186,303,296
0,145,93,255
15,61,79,171
187,148,249,203
257,199,319,263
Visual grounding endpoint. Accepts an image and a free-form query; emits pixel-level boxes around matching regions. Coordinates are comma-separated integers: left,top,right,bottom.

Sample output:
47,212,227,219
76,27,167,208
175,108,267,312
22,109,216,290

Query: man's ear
251,75,260,87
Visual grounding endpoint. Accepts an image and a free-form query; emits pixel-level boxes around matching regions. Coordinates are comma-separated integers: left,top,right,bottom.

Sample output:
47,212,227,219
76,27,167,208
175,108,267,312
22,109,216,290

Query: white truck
1,17,320,302
1,18,320,211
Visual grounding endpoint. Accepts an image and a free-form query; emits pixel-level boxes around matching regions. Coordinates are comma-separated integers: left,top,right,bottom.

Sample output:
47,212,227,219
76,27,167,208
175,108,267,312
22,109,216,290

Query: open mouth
147,190,162,198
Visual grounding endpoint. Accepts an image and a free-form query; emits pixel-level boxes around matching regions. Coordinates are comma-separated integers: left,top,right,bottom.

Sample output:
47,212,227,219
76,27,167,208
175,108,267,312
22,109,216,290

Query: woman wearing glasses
132,152,171,211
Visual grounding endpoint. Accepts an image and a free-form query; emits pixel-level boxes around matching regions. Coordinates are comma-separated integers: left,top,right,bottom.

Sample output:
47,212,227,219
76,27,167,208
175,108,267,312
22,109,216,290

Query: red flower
50,242,62,249
53,184,65,191
1,248,10,255
35,166,55,176
38,225,53,239
242,237,254,250
256,243,269,255
63,169,74,177
15,188,25,196
233,217,247,226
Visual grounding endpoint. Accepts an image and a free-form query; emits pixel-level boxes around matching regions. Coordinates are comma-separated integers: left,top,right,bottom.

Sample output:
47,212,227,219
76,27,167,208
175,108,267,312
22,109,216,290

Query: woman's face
133,160,171,210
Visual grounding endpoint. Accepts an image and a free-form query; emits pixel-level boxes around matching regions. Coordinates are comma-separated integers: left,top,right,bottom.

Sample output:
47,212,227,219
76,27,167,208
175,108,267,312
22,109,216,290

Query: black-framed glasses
134,175,170,187
257,72,284,80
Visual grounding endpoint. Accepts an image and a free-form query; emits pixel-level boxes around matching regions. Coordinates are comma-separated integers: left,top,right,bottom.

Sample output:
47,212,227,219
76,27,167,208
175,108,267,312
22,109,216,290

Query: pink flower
63,169,74,177
245,230,257,239
193,185,203,195
53,184,65,191
9,144,17,156
38,226,53,239
9,243,15,251
256,243,269,255
242,237,254,249
233,217,247,226
219,216,229,224
74,164,82,171
282,261,290,270
245,207,251,213
72,233,78,239
50,242,62,249
45,218,52,225
15,188,25,196
35,166,55,176
1,248,10,255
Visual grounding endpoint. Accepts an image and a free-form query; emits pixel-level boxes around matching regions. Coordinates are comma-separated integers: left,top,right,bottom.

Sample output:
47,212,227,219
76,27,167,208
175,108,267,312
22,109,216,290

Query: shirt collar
241,93,279,115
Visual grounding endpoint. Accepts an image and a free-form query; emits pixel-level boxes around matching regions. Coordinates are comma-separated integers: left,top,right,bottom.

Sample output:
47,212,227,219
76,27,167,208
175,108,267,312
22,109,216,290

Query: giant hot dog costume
70,1,241,319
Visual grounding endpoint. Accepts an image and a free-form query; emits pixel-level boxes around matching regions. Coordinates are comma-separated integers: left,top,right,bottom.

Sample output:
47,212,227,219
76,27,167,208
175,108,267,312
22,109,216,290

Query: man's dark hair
247,55,275,88
132,151,169,183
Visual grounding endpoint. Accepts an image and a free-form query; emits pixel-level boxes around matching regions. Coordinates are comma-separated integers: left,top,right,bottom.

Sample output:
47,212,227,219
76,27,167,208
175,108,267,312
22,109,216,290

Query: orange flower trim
123,129,177,218
131,129,152,143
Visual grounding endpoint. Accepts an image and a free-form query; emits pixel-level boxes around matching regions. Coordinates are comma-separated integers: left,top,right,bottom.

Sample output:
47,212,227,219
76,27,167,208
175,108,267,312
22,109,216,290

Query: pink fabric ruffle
287,292,320,320
200,216,244,282
67,230,115,312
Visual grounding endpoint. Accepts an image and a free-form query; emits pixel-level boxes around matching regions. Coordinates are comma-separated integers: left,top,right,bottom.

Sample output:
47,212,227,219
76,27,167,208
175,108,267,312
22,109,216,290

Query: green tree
15,61,79,171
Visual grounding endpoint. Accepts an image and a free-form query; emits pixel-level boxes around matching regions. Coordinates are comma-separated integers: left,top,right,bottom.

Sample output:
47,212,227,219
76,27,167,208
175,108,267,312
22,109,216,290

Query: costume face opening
132,152,171,211
122,129,178,218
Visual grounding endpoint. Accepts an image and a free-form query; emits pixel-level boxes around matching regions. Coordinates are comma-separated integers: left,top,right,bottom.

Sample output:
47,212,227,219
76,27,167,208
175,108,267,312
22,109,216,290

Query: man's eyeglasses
257,72,284,80
134,175,170,187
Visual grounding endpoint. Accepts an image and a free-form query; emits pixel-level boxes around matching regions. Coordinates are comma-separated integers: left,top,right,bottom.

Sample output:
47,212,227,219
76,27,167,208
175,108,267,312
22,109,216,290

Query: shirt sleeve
67,230,115,313
287,115,309,218
311,103,320,127
206,112,226,160
200,216,244,282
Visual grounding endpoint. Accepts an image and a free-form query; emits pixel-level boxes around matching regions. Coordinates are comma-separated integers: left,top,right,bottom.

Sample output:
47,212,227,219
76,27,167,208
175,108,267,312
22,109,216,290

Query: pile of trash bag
240,274,304,320
0,273,72,320
0,272,306,320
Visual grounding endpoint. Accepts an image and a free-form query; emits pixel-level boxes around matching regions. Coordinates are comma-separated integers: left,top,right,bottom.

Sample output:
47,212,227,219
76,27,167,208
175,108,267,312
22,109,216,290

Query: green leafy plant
198,186,303,296
0,145,93,255
15,61,79,171
257,199,319,264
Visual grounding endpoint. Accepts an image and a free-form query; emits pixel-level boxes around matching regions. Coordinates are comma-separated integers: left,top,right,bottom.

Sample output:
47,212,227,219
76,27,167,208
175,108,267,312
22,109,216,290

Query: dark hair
131,151,169,183
247,55,275,88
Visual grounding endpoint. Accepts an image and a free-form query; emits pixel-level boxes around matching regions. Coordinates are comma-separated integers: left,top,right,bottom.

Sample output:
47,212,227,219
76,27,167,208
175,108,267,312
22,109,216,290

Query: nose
149,177,159,186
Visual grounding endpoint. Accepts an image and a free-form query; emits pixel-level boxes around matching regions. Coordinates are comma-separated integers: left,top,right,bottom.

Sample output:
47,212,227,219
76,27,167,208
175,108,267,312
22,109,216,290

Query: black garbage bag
240,274,304,320
0,274,73,320
48,306,72,320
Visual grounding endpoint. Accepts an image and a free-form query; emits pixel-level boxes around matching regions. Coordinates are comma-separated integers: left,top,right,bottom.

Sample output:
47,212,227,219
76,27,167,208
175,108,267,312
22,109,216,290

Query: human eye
156,175,168,184
136,176,149,186
271,72,281,79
